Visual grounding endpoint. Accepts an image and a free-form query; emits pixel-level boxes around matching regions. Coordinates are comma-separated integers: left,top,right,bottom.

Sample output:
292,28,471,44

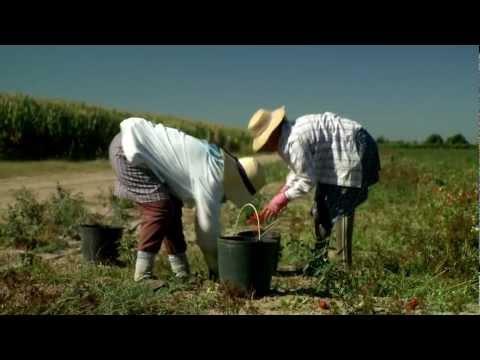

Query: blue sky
0,45,477,142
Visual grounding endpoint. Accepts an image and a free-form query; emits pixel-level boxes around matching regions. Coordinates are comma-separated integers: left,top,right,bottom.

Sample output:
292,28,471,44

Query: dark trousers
312,186,333,250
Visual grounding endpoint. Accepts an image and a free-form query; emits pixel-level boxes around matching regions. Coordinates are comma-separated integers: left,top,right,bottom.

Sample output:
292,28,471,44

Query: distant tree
376,136,388,144
446,133,470,146
424,134,444,146
397,140,412,148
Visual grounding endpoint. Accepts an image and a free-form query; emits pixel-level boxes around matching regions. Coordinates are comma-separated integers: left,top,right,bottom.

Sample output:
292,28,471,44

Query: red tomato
406,297,419,311
319,299,330,310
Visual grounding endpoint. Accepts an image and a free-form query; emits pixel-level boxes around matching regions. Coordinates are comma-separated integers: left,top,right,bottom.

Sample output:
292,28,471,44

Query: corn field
0,93,252,159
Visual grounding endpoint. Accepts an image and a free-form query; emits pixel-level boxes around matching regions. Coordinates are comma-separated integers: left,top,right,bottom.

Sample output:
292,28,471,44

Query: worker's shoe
168,253,190,279
135,273,166,291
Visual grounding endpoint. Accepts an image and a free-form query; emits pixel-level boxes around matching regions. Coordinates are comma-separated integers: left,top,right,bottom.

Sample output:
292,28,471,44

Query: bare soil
0,154,280,210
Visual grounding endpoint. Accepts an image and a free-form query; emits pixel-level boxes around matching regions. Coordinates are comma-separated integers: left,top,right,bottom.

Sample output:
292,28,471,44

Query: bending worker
109,117,265,285
247,106,380,253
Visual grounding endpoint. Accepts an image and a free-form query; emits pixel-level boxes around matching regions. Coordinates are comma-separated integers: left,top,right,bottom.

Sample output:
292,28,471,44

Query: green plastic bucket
218,233,279,297
78,224,123,265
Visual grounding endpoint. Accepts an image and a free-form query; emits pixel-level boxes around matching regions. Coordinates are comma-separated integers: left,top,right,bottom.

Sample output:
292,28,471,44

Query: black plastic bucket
237,230,281,272
218,233,279,297
78,224,123,264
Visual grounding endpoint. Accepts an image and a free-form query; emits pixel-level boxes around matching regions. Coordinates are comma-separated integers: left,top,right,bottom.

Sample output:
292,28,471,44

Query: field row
0,93,252,160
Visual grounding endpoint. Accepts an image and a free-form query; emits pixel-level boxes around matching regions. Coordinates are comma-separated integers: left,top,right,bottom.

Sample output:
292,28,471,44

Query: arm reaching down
284,169,296,190
259,191,289,223
284,173,314,200
252,140,315,224
194,192,222,277
283,140,315,200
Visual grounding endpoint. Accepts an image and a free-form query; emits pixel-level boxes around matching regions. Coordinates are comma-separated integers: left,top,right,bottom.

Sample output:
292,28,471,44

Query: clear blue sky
0,45,477,142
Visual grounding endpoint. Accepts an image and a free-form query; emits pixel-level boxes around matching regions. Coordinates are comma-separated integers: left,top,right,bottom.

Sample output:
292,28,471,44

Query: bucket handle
233,203,261,241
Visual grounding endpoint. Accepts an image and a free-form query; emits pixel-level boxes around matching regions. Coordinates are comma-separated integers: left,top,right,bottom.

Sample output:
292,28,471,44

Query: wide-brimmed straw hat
223,150,265,207
247,106,286,152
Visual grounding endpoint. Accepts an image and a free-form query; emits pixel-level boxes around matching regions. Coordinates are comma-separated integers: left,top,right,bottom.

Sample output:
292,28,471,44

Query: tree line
376,133,474,148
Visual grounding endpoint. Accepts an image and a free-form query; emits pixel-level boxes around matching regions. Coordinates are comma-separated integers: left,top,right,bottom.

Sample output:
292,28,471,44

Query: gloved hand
246,211,266,226
257,191,289,224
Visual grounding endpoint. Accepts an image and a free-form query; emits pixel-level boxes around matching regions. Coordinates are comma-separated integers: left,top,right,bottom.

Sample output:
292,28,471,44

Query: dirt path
0,154,281,209
0,170,115,210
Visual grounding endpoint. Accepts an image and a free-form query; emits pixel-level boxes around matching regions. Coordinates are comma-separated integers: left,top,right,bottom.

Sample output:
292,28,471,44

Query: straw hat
223,151,265,207
247,106,286,152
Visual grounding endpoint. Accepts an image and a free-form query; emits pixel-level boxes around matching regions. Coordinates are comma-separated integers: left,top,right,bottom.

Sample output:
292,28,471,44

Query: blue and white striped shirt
279,112,364,200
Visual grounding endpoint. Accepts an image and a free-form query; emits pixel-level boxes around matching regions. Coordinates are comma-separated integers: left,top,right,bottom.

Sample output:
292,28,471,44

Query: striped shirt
279,112,364,200
109,132,170,203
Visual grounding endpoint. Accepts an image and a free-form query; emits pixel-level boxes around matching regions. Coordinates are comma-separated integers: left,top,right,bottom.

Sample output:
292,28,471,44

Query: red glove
246,212,265,226
258,192,289,224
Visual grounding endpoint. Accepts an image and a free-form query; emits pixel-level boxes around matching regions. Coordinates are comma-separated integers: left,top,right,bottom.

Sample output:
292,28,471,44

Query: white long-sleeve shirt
120,117,223,272
279,112,364,200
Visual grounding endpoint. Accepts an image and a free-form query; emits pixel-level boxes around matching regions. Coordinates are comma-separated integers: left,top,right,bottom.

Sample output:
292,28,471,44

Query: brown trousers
136,196,187,255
